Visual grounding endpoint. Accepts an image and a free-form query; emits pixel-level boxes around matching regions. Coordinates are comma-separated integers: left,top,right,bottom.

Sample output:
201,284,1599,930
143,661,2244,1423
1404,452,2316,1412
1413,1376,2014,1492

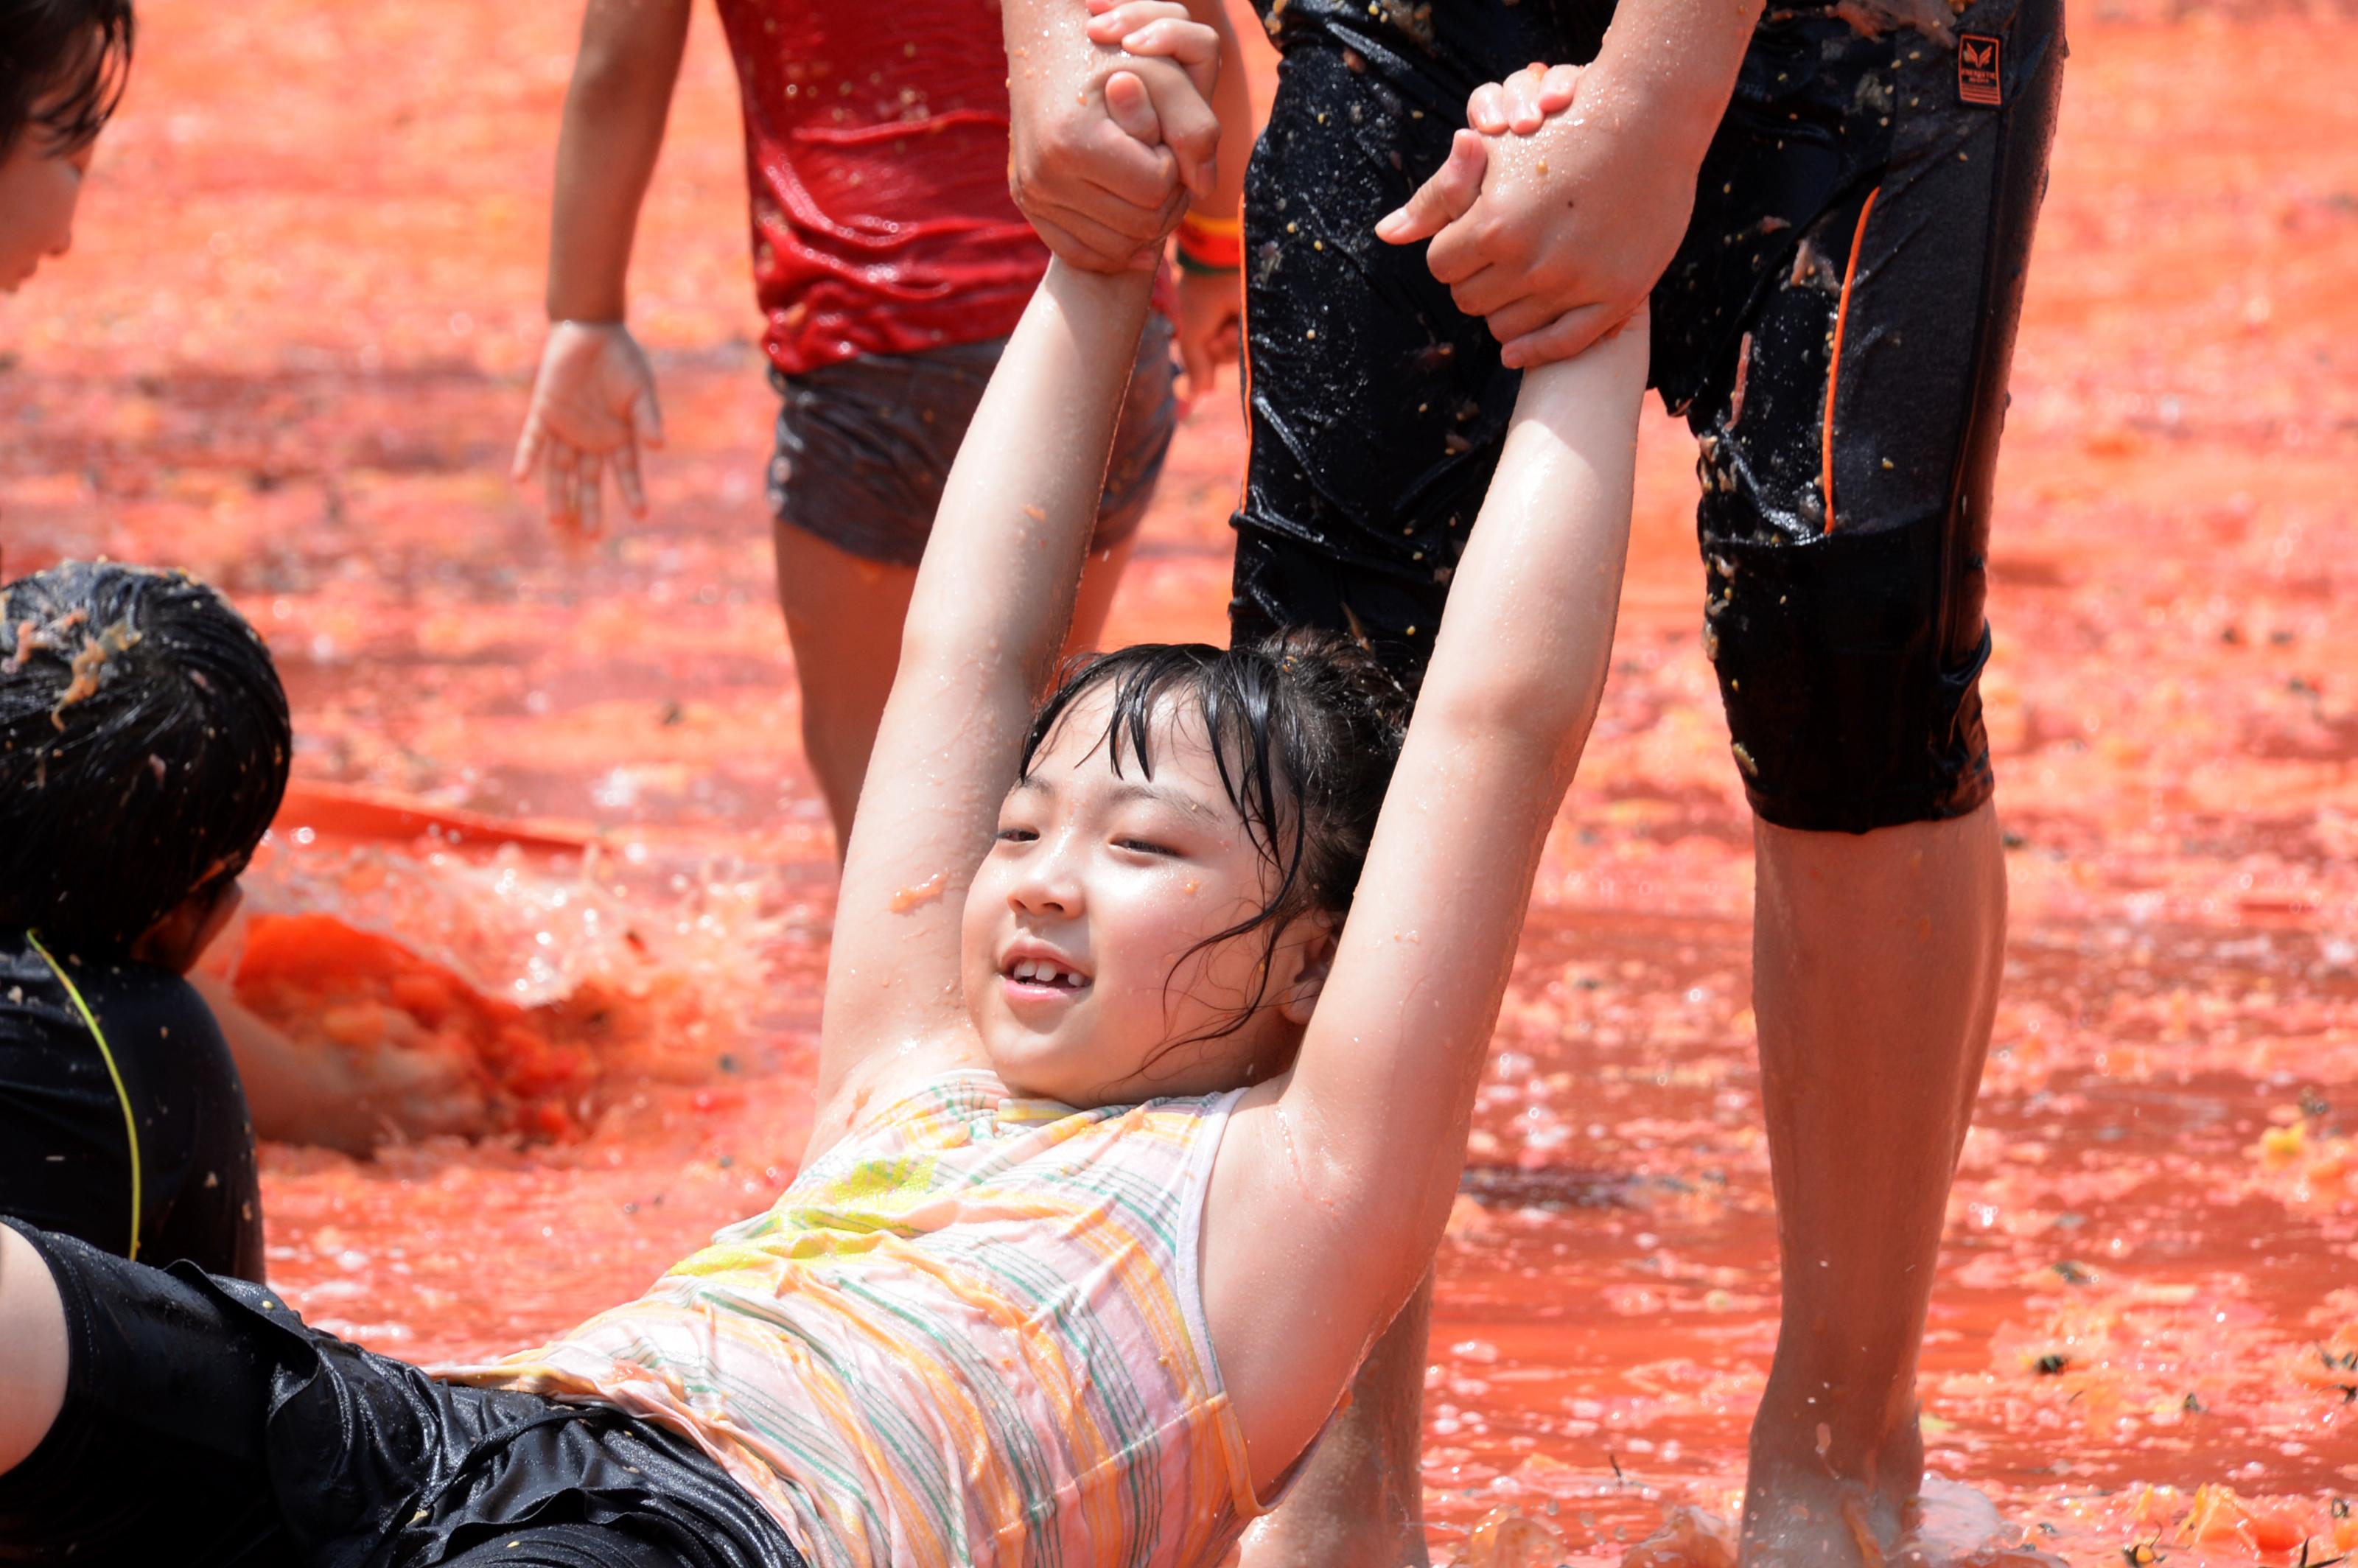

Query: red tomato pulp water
3,4,2354,1560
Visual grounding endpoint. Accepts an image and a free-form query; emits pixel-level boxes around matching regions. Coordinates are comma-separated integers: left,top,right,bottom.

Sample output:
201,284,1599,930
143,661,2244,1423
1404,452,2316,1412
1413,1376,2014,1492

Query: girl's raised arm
1204,314,1649,1478
810,262,1158,1119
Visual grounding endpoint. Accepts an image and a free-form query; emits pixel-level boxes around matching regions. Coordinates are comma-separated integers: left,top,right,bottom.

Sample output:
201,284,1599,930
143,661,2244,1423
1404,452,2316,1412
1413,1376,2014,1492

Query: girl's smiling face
960,686,1332,1107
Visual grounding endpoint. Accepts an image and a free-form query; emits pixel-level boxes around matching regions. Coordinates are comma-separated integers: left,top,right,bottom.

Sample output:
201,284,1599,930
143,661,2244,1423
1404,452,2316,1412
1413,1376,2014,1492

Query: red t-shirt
712,0,1050,377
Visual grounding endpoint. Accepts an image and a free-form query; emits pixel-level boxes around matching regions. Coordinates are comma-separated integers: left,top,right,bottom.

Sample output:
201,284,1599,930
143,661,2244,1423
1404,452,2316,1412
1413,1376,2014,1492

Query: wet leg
1237,1274,1432,1568
1739,803,2005,1566
0,1225,69,1474
772,525,1133,856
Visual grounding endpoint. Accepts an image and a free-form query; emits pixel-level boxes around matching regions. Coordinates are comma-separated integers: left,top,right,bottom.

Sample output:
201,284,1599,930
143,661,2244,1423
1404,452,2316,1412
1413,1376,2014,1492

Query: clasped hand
1029,27,1682,376
1011,0,1225,271
1376,62,1689,368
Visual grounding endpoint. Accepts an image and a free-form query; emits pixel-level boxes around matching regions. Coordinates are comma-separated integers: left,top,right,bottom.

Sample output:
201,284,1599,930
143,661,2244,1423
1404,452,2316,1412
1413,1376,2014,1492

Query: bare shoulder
1194,1077,1383,1492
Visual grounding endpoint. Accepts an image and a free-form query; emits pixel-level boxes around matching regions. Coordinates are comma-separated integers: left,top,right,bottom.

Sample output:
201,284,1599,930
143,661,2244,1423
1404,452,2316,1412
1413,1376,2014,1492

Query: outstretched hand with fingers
512,320,666,536
1376,61,1688,370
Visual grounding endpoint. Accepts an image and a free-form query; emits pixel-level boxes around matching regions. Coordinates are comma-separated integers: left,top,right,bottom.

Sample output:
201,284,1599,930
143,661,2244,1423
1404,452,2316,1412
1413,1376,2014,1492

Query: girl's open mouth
1003,955,1092,996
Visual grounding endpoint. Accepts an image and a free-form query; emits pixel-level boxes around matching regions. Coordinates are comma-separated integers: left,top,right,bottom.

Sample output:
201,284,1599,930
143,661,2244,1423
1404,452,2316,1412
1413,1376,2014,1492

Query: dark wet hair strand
1,0,134,161
1,561,290,953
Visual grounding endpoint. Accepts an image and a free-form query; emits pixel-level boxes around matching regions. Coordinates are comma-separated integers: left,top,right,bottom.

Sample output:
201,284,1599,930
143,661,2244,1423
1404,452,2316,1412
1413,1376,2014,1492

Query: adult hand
511,320,665,536
1378,63,1696,370
1100,0,1239,396
1005,0,1222,273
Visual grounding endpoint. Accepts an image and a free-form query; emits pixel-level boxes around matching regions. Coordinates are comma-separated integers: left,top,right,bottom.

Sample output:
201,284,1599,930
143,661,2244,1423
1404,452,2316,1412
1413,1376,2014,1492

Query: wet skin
774,526,1137,865
956,684,1330,1110
13,7,2357,1560
0,1226,68,1475
1741,805,2009,1565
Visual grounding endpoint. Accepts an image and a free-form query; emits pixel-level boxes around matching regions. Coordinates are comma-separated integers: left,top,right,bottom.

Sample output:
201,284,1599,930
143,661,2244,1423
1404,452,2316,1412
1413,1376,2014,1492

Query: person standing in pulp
1000,0,2064,1562
510,0,1256,851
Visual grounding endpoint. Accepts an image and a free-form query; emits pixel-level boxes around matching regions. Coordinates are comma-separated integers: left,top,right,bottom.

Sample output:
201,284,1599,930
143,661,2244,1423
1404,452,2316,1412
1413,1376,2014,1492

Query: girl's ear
1277,912,1340,1026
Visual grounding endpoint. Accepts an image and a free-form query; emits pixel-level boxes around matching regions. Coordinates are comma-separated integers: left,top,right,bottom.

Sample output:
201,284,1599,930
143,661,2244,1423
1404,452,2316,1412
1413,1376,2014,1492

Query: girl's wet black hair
1,0,134,161
1018,629,1411,1053
1,561,290,954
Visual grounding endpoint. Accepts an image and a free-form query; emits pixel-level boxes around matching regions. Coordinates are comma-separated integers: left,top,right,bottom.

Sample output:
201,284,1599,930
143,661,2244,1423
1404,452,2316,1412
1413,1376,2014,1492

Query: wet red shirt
711,0,1049,377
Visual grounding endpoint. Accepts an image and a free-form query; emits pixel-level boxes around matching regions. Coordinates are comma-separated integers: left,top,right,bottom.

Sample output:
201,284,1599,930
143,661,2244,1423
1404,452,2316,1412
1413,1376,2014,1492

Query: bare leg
772,525,1135,857
1738,802,2007,1567
1237,1273,1432,1568
0,1225,69,1475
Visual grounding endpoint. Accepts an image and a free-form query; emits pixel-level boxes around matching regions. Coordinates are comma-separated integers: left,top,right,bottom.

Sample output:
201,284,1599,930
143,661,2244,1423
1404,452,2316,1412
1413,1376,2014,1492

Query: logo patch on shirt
1958,35,2003,106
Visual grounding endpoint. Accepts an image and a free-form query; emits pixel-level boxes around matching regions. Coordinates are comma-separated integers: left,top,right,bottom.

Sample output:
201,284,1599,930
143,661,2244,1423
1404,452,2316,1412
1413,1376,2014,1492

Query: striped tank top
448,1071,1265,1568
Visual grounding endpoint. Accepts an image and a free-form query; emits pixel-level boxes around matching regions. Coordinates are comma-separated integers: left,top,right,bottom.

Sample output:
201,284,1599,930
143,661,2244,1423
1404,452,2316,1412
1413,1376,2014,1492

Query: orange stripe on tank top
1820,185,1881,535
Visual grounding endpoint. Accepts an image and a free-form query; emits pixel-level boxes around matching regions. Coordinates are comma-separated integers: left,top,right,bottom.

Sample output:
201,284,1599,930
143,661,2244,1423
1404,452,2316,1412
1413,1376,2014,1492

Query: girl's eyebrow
1105,780,1196,810
1021,769,1214,816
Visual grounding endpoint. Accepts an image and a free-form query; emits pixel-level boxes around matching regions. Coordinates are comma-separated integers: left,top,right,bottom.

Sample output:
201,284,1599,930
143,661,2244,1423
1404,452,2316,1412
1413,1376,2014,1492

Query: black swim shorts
769,311,1179,567
1230,0,2064,833
0,1221,806,1568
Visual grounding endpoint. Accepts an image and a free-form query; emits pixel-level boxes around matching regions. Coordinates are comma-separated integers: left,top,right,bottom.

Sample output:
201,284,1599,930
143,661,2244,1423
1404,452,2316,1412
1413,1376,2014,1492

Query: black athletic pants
1231,0,2065,832
0,1222,803,1568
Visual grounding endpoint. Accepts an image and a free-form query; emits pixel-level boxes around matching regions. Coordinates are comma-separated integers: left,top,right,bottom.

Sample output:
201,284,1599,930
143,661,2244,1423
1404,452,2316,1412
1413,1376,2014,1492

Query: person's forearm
1415,335,1642,739
1588,0,1763,167
1001,0,1102,119
1187,0,1251,223
545,0,693,323
1000,0,1083,71
900,265,1158,686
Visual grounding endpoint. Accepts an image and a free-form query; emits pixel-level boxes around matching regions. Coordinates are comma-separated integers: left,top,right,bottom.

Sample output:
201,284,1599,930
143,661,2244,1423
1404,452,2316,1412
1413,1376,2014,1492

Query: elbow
1419,671,1601,760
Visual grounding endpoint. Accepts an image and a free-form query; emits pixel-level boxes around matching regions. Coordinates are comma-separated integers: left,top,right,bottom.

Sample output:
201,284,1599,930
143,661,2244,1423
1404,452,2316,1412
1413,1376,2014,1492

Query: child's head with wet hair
0,0,134,293
0,561,290,969
960,629,1409,1107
